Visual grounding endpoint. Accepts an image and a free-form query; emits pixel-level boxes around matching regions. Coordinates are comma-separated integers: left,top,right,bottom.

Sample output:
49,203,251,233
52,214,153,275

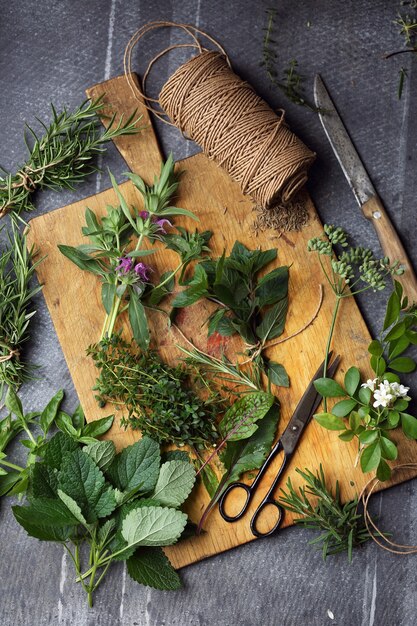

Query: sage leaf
107,437,160,495
128,291,150,352
218,392,275,441
314,413,346,431
121,506,187,547
360,441,381,473
151,461,196,508
127,547,182,590
314,377,346,398
83,441,116,471
39,389,64,435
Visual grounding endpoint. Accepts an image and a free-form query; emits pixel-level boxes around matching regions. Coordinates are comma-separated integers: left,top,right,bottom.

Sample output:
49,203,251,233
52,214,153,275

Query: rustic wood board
27,75,417,569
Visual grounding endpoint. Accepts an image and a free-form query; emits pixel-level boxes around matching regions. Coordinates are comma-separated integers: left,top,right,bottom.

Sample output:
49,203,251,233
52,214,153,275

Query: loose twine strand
359,463,417,555
0,349,20,363
123,21,315,210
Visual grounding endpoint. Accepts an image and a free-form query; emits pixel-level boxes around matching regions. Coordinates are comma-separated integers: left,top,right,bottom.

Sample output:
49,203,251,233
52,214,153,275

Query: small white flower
389,382,411,400
361,378,378,391
373,386,395,408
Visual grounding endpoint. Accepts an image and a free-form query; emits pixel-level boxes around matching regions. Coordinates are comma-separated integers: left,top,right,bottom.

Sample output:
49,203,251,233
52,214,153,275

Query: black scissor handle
250,498,284,538
218,481,252,522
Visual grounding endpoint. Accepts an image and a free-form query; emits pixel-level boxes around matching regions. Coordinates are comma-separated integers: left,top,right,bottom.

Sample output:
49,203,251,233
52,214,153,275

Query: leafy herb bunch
13,434,196,606
314,281,417,480
89,335,221,448
0,223,43,401
173,241,290,384
0,387,113,500
308,224,403,409
59,156,210,351
0,96,139,219
279,465,372,561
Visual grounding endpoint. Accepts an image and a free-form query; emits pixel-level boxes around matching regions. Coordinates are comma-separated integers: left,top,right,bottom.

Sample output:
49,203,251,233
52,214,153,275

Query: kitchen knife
314,73,417,302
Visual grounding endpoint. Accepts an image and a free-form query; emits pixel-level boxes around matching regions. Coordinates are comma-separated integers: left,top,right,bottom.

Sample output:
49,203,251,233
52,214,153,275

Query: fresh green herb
0,96,140,219
197,403,279,532
0,387,113,499
59,156,206,349
88,335,220,448
385,10,417,97
261,8,317,111
0,223,43,401
314,281,417,480
279,466,372,562
13,435,195,606
308,224,403,410
173,241,289,384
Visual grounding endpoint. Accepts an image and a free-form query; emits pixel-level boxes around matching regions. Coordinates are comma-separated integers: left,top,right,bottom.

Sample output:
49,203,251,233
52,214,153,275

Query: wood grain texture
26,75,417,570
362,194,417,302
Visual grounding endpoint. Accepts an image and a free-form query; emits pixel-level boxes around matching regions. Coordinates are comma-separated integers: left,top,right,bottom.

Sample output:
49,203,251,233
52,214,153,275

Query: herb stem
323,295,342,411
0,459,24,471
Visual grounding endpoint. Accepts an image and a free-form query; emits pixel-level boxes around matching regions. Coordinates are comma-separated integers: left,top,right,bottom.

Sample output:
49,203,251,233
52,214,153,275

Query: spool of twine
124,22,316,215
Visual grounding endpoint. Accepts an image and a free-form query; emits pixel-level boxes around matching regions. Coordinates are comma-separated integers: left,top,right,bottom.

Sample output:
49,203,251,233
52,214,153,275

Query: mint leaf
218,392,275,441
151,461,196,508
256,298,288,341
83,441,116,471
43,432,78,469
121,506,187,548
57,489,88,526
127,547,182,590
58,449,115,522
30,463,58,499
107,437,160,495
12,497,79,532
5,388,24,419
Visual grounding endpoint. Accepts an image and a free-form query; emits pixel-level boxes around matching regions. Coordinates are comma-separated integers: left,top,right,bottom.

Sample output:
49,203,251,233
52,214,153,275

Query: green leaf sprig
308,224,403,410
173,240,289,386
314,281,417,480
279,466,372,562
0,96,140,219
0,222,43,401
59,156,208,350
0,387,114,499
13,435,195,606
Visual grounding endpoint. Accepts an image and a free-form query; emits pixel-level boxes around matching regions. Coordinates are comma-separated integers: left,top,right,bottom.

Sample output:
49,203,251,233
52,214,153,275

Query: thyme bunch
0,222,43,401
0,96,140,219
88,335,221,448
279,466,371,561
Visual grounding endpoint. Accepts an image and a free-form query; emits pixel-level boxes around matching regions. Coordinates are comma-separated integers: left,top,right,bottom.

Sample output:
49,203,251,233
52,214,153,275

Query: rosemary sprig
261,8,317,111
0,222,43,402
279,466,372,562
0,96,141,219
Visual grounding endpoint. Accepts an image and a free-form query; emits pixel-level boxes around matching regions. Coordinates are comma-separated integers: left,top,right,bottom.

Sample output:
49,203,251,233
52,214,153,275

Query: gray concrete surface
1,1,417,625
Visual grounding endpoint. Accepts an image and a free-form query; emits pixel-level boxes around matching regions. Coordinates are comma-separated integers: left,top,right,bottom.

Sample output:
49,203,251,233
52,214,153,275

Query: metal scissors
218,353,341,538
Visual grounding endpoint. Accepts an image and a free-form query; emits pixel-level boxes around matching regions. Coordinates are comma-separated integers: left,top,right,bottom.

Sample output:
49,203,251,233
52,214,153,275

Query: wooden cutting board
27,75,417,569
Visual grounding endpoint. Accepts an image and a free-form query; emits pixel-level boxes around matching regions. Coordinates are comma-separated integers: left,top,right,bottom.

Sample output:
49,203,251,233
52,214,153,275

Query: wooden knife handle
362,195,417,302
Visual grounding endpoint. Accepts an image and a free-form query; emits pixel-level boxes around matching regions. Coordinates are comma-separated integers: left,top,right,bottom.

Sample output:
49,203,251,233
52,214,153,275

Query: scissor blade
280,355,340,456
314,74,376,206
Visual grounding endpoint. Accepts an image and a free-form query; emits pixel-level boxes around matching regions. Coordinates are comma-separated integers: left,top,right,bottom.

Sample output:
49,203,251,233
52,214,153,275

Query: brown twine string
123,21,316,214
359,463,417,555
0,348,20,363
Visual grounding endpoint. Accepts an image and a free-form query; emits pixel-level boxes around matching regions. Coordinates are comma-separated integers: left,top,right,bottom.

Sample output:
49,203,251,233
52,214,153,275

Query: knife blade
314,74,417,302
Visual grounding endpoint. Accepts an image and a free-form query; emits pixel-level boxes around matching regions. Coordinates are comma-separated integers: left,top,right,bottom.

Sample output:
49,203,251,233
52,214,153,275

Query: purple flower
139,210,149,220
134,262,152,281
154,218,173,234
116,257,134,274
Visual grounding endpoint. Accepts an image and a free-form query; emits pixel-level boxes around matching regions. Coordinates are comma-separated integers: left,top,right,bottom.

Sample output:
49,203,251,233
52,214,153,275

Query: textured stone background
1,1,417,624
